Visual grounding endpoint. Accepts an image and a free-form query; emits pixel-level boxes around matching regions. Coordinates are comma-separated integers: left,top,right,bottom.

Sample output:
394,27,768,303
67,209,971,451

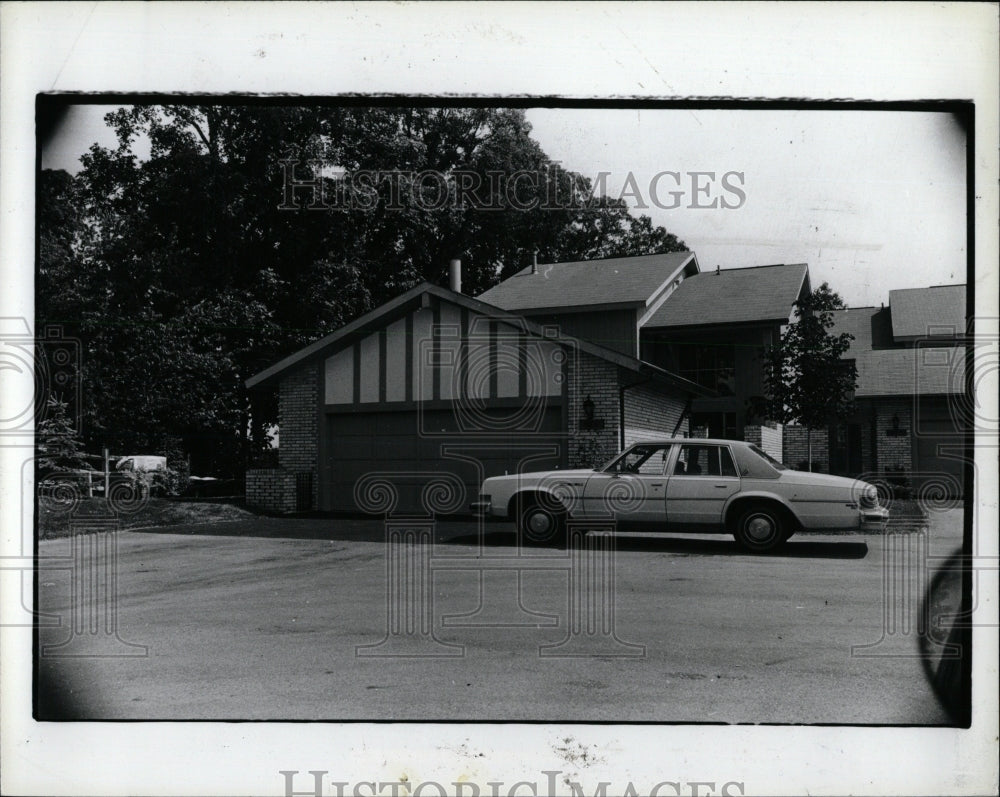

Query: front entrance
829,422,863,477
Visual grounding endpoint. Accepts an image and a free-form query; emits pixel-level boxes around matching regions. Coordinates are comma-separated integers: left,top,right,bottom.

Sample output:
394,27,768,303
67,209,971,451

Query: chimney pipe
532,251,538,274
449,258,462,293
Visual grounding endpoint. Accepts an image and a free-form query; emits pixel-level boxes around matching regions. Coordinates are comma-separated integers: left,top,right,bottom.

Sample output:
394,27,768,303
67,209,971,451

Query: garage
323,407,564,513
914,398,967,497
246,282,700,515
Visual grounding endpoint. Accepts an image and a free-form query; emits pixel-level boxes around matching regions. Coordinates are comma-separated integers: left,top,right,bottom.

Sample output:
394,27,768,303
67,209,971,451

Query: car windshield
748,444,787,470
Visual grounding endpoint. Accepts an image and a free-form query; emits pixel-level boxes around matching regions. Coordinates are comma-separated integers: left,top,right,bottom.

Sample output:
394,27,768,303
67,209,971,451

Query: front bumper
470,500,492,515
860,505,890,531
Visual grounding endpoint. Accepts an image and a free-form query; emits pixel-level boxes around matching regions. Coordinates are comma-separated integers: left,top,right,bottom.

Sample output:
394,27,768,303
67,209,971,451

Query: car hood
777,469,867,489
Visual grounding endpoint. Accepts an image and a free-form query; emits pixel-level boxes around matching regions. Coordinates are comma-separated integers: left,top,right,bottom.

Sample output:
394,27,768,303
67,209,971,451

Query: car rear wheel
734,504,786,553
516,496,566,548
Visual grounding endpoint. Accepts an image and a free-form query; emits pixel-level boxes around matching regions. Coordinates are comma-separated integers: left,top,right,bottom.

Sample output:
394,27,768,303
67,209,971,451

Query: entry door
582,444,671,525
665,443,741,528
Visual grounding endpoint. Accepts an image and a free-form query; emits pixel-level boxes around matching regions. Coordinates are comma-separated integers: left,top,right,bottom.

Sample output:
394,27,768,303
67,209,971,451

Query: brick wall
874,398,913,474
623,383,688,448
782,425,829,472
744,423,783,460
278,363,319,508
246,469,297,513
566,350,621,468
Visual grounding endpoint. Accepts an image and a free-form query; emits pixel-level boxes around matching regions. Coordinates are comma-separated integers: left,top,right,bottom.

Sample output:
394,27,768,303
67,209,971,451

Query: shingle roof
888,284,966,339
828,306,895,357
829,306,964,397
853,347,965,397
642,263,809,329
476,251,696,312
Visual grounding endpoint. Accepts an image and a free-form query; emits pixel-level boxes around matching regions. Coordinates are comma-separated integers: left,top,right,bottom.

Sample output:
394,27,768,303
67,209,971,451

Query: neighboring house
823,284,967,494
245,278,710,514
637,263,811,442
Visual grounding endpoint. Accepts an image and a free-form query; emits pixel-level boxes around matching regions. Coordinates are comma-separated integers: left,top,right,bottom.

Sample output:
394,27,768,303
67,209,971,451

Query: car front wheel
734,505,786,553
516,497,566,548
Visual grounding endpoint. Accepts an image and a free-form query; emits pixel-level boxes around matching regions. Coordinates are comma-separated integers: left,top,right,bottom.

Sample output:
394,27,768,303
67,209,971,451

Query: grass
38,496,256,539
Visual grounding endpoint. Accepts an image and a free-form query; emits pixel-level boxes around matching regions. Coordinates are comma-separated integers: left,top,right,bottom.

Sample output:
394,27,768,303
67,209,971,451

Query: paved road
35,511,962,722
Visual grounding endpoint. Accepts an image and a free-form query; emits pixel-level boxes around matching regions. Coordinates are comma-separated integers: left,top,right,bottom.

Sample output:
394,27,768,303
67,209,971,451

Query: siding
623,383,687,447
525,308,639,357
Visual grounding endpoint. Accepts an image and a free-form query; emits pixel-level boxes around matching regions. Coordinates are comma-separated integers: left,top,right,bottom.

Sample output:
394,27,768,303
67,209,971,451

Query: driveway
35,512,962,722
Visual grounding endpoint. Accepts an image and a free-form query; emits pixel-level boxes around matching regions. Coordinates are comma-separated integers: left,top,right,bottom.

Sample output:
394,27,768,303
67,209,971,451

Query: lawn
37,496,256,539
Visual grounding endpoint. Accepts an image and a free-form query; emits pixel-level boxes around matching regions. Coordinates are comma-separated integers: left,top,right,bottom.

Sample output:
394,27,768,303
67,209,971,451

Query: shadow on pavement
131,517,868,559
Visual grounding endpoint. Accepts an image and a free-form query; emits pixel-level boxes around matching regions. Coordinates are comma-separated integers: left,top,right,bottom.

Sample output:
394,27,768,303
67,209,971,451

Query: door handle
651,483,664,488
714,484,729,488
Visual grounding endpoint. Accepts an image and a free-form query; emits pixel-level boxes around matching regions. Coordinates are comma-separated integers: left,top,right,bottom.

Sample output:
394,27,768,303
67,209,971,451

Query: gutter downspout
672,396,693,437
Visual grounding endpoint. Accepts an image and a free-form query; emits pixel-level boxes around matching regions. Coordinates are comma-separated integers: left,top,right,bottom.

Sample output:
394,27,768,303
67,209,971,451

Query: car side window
674,444,705,476
635,446,669,475
673,445,739,477
614,445,670,475
719,447,738,477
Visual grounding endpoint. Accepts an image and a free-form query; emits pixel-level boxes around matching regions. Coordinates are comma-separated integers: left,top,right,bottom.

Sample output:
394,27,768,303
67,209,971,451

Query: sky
41,104,967,309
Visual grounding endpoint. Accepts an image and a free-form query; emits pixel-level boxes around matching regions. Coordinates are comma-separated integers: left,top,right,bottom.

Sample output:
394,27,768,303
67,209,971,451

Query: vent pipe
449,259,462,293
532,250,539,274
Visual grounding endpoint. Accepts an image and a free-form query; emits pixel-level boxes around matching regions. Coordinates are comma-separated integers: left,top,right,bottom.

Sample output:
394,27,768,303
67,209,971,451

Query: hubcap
746,515,775,542
527,511,552,536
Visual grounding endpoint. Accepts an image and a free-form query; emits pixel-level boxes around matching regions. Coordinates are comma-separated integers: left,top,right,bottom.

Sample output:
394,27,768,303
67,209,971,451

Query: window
677,343,736,395
607,445,671,475
673,444,739,478
691,411,739,440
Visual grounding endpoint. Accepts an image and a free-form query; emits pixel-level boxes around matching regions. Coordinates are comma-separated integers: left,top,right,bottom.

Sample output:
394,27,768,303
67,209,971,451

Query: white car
471,438,889,552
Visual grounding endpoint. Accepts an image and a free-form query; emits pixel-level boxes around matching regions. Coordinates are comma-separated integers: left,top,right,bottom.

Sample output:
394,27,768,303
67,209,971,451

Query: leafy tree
38,104,686,475
762,283,858,471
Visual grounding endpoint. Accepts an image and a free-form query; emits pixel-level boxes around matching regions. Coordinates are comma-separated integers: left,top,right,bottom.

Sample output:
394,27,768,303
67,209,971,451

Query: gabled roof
888,284,966,339
642,263,809,329
476,251,698,313
829,306,965,397
246,282,712,397
827,306,896,356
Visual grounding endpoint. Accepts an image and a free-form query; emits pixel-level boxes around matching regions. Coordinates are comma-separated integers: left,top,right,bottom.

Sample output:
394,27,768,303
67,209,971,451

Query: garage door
323,406,565,513
914,402,966,498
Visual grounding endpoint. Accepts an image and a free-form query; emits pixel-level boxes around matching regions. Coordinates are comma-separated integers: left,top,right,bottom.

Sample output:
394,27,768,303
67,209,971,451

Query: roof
643,263,809,329
827,306,896,357
475,251,697,312
828,306,965,397
246,282,712,397
852,347,965,397
888,284,967,339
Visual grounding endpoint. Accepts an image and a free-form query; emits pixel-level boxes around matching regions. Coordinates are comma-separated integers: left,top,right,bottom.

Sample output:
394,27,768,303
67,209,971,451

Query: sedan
471,438,889,552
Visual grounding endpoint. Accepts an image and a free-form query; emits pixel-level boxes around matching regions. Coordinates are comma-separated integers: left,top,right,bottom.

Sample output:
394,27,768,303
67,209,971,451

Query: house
245,268,711,514
246,250,968,513
822,284,967,494
637,263,811,443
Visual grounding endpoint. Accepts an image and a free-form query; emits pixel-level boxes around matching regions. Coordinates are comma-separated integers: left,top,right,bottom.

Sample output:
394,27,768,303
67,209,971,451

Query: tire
516,495,566,548
734,504,786,553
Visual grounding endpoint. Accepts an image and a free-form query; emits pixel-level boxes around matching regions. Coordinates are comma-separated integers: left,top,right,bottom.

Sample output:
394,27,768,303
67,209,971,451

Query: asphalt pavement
35,509,963,723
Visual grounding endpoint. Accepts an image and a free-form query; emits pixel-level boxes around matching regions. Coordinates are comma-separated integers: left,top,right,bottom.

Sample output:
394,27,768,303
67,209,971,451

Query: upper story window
677,343,736,395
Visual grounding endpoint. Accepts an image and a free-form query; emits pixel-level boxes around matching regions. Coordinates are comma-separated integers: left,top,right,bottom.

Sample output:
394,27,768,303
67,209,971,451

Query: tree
36,395,89,473
762,283,858,471
37,104,687,474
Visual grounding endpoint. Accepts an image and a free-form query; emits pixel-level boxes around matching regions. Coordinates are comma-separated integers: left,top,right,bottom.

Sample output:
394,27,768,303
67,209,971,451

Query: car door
665,443,741,528
582,444,671,526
